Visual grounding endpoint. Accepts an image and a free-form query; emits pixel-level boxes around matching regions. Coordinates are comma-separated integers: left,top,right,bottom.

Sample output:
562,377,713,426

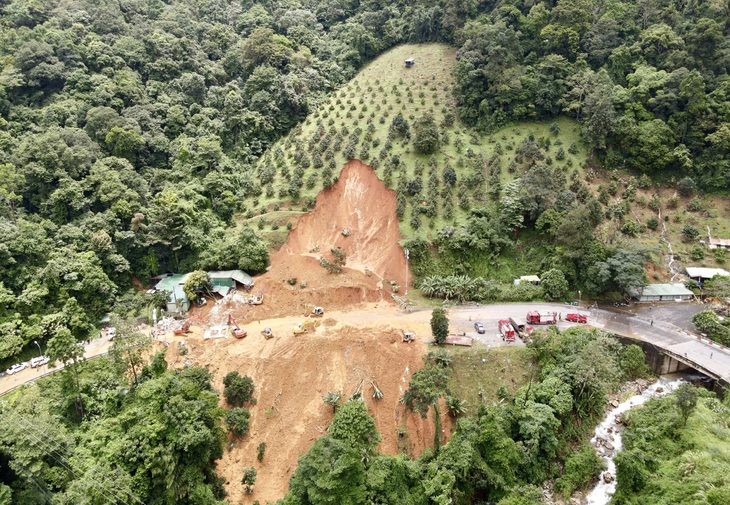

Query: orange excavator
174,319,193,336
227,314,247,339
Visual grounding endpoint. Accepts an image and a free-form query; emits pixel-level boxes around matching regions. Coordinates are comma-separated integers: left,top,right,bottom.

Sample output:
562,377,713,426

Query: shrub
225,407,251,436
554,445,605,498
430,308,449,345
687,198,704,212
682,224,700,243
714,248,727,264
677,177,695,196
223,372,255,407
256,442,267,462
621,220,641,237
241,467,257,494
691,245,705,260
647,217,659,230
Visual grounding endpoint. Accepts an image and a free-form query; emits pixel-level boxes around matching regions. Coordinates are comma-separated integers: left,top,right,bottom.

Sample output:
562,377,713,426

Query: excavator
249,293,264,305
309,306,324,317
294,319,320,336
261,327,274,340
227,314,247,339
174,319,193,336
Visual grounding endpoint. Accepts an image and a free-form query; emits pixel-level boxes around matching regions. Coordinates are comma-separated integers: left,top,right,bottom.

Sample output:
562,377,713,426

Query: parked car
30,356,50,368
474,322,485,334
106,327,117,341
6,362,28,375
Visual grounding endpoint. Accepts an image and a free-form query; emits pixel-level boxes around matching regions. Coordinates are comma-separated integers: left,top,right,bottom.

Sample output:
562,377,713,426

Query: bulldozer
310,306,325,317
261,327,274,340
294,319,320,336
227,314,247,339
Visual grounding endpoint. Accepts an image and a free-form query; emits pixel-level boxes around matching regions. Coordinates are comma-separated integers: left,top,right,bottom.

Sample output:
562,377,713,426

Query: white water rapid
584,377,685,505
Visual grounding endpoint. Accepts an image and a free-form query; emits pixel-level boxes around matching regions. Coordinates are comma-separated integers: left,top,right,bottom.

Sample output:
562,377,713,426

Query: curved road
2,302,729,396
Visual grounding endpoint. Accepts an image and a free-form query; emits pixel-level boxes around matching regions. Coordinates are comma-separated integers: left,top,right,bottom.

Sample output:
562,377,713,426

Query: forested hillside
0,0,458,365
1,0,729,363
1,0,730,504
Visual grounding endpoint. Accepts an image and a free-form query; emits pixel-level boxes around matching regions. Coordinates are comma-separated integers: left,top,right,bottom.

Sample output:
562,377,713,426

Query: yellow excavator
294,319,320,336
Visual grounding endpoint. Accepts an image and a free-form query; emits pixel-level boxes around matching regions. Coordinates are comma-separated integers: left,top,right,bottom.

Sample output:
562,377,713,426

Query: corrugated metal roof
154,274,186,292
212,285,231,297
208,270,253,286
630,283,694,297
685,267,730,279
709,237,730,247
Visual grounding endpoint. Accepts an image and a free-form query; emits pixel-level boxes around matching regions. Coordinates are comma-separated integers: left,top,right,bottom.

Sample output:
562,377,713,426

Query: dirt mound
243,160,406,321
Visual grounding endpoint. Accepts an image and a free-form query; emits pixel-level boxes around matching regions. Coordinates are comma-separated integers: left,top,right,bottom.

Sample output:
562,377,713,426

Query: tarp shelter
154,274,190,313
514,275,541,286
627,283,694,302
208,270,254,296
685,267,730,282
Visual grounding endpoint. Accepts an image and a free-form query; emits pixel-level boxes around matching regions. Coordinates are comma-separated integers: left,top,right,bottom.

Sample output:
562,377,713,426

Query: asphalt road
2,301,728,395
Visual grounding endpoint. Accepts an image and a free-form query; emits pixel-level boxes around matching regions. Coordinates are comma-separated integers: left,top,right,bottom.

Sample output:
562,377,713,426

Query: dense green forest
1,0,729,363
0,325,652,504
281,326,651,505
1,0,730,502
613,384,730,504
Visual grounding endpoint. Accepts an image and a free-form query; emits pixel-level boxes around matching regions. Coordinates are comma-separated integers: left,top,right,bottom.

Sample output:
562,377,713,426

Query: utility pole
404,248,409,296
578,290,582,308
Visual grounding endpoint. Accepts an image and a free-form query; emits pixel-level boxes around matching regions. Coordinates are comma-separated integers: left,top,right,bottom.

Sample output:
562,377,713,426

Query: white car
6,362,28,375
106,327,117,341
30,356,50,368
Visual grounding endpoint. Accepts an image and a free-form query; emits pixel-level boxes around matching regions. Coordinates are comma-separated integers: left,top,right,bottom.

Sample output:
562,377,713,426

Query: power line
1,408,144,505
1,410,130,505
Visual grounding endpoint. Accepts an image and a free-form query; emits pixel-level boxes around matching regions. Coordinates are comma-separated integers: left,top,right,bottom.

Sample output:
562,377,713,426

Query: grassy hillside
246,43,730,281
248,44,589,241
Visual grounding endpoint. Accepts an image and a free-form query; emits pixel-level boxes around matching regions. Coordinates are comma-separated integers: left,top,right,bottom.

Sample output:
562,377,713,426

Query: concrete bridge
445,303,730,386
588,306,730,385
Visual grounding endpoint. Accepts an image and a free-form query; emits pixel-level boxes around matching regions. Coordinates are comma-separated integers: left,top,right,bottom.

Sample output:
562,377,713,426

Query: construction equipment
227,314,247,339
294,319,320,335
526,311,557,325
310,306,324,317
261,327,274,340
174,319,193,336
402,331,415,343
499,319,516,342
249,294,264,305
566,313,588,323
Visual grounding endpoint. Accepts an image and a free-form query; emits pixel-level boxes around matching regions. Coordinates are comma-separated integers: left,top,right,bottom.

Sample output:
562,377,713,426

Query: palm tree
445,396,467,418
419,277,438,298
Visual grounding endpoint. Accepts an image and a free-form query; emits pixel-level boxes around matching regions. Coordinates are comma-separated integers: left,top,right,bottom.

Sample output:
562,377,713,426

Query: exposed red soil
169,160,441,504
236,160,407,322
